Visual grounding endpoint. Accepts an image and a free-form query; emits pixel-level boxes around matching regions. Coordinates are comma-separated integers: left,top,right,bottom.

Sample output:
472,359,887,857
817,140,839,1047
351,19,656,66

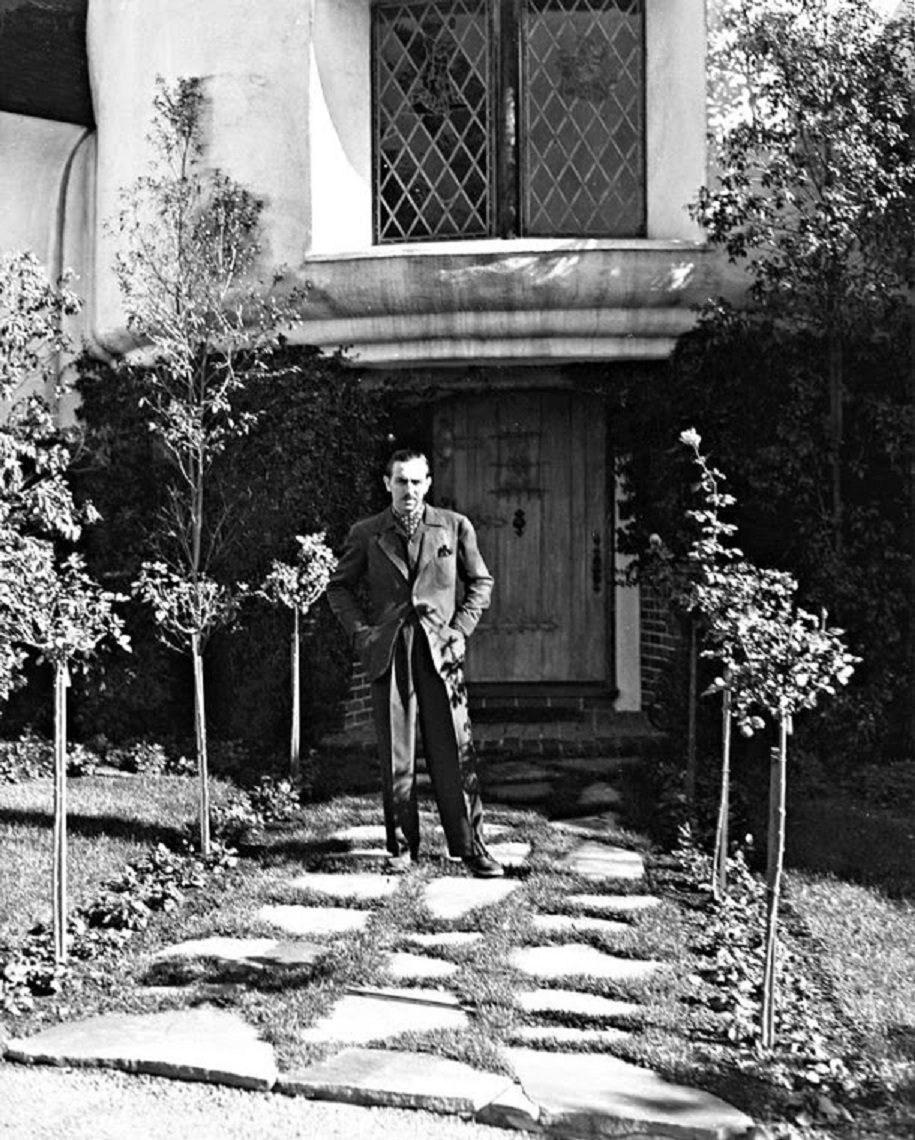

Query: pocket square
437,544,453,558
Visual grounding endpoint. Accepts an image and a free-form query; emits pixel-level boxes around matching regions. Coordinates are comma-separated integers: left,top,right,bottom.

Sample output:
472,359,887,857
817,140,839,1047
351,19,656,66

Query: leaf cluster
260,532,337,614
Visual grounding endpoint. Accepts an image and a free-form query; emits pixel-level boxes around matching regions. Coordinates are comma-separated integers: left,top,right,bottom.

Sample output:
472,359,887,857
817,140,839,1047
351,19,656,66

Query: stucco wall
84,0,715,361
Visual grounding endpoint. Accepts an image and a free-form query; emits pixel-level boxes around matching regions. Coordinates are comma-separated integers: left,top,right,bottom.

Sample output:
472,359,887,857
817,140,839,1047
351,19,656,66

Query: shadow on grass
0,806,188,848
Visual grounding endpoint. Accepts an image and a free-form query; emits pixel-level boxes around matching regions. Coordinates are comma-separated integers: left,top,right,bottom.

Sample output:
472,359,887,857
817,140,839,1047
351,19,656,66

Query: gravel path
0,1062,530,1140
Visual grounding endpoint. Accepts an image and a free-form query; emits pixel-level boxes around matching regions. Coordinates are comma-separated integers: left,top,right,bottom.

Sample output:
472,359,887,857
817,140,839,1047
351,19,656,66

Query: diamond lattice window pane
374,0,493,243
521,0,645,237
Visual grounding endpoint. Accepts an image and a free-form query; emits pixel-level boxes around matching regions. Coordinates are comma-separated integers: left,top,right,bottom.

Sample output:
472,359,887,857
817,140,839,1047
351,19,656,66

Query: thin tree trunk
52,661,68,964
762,714,789,1049
290,605,301,784
713,676,732,899
828,330,843,559
685,616,698,821
909,236,915,757
191,631,210,855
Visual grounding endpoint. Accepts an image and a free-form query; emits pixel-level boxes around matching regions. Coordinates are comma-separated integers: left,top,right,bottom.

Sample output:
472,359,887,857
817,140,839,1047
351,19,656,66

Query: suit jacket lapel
376,514,409,579
415,507,447,582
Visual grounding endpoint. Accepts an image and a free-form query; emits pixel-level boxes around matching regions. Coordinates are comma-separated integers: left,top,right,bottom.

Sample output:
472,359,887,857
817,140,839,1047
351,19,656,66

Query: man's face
385,457,431,515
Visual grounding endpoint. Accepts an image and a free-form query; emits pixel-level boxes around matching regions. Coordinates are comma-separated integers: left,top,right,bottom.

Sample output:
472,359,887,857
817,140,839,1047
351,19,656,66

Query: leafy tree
260,533,337,782
0,251,129,962
110,77,301,852
680,429,857,1046
698,0,915,555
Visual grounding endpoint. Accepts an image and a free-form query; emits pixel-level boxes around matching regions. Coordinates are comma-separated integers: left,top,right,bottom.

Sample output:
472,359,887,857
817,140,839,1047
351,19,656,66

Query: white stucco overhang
285,238,722,367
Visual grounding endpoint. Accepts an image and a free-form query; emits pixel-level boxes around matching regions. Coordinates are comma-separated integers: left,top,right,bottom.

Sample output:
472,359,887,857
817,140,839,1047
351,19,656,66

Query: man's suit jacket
326,505,493,682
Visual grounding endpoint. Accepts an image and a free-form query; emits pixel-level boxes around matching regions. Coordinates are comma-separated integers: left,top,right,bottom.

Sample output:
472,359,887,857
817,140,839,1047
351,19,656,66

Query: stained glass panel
373,0,493,243
521,0,644,237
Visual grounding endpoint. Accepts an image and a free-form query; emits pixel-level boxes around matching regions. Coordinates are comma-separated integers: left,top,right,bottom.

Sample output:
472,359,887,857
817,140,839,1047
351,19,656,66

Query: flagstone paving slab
422,877,521,921
386,952,458,981
402,931,484,949
298,988,469,1044
558,841,645,882
152,936,325,969
4,1009,277,1090
530,913,631,939
505,1046,755,1140
569,892,661,914
481,760,554,784
280,1047,516,1116
516,988,642,1021
486,781,554,804
576,782,622,809
510,944,662,982
485,840,531,868
257,905,372,936
549,812,623,838
287,872,401,900
328,824,389,846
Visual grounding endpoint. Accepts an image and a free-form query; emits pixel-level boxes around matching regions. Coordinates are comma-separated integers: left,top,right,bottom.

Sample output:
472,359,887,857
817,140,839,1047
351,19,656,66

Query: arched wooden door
433,390,608,684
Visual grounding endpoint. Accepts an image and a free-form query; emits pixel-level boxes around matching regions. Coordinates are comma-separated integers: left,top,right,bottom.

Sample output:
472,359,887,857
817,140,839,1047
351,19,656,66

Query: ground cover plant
1,745,913,1139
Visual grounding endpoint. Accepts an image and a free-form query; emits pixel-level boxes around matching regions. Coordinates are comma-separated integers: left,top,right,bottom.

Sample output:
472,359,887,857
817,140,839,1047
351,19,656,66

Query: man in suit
327,448,503,878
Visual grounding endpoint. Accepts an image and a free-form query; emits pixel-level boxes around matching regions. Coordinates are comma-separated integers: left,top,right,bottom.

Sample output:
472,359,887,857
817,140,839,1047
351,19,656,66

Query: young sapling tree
260,533,336,783
111,77,301,853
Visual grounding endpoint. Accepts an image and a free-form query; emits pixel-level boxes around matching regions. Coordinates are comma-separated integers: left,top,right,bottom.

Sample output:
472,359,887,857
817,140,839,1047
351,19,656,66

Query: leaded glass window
372,0,644,244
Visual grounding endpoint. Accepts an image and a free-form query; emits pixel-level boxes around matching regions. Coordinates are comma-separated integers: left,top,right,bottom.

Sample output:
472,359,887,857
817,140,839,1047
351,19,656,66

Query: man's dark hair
386,448,430,477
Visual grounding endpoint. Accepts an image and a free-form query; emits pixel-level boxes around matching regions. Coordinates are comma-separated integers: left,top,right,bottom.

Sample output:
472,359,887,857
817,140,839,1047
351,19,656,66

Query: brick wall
640,582,681,709
341,662,374,731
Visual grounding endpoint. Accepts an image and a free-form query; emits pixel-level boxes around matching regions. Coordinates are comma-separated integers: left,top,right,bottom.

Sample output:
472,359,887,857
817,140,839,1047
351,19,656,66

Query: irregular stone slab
505,1046,755,1139
386,952,458,981
153,936,324,969
5,1009,277,1091
486,781,553,804
569,893,661,915
558,841,645,882
510,944,661,982
403,931,484,949
486,840,531,868
576,782,622,809
530,914,631,938
511,1025,630,1047
298,988,468,1044
288,872,401,901
516,988,642,1021
476,1079,543,1132
482,760,553,784
423,877,521,921
329,824,388,846
281,1047,515,1115
549,812,622,838
257,905,371,936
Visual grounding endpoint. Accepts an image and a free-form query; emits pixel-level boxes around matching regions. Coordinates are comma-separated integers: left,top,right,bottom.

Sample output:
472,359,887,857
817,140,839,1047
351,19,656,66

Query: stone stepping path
549,811,623,838
280,1046,525,1121
510,943,661,982
4,1009,277,1090
505,1047,753,1140
516,988,642,1021
575,782,621,809
485,840,531,868
152,936,325,970
298,987,469,1044
569,892,660,914
288,872,401,900
422,877,521,921
402,931,483,950
386,952,457,981
257,904,371,936
481,760,554,784
530,913,630,938
557,841,645,882
486,781,554,804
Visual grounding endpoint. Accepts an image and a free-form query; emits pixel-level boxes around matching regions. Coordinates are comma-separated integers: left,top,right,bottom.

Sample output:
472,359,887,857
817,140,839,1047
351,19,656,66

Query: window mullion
494,0,520,238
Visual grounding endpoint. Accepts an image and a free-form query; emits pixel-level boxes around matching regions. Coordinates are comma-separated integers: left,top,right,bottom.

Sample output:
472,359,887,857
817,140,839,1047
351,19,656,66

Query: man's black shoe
462,853,505,879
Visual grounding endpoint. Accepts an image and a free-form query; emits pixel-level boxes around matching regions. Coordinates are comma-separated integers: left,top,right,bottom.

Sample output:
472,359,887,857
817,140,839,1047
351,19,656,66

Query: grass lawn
1,758,914,1140
0,773,235,947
